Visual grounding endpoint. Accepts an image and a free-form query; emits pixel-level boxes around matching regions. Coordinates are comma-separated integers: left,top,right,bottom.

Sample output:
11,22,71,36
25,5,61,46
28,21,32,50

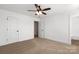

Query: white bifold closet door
8,16,18,44
0,16,8,46
18,18,28,41
18,18,33,41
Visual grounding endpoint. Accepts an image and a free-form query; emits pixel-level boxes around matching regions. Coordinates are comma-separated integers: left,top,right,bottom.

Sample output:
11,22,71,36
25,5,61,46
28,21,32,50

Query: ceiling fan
27,4,51,15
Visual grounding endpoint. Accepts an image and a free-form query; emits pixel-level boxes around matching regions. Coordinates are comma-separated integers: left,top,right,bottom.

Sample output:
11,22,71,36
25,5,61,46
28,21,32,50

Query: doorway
34,21,39,38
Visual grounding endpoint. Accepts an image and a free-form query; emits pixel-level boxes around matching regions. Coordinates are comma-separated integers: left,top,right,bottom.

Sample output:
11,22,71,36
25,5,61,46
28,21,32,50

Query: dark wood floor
72,40,79,45
0,38,78,54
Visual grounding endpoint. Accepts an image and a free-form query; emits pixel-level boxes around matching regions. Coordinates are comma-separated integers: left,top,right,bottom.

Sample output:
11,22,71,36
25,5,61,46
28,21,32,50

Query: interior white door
8,16,18,44
0,16,8,46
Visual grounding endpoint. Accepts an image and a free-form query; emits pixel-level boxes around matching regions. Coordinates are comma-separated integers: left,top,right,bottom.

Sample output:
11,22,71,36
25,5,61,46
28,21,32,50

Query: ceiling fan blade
38,6,41,10
42,12,47,15
42,8,51,11
35,4,41,11
27,10,36,12
35,4,39,7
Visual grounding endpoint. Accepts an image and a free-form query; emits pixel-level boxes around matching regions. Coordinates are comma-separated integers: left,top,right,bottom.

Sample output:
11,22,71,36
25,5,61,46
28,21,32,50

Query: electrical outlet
7,17,8,20
6,39,8,41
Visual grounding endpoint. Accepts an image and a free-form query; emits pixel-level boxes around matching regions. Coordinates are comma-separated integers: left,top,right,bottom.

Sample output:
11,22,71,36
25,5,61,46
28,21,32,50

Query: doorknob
17,30,19,32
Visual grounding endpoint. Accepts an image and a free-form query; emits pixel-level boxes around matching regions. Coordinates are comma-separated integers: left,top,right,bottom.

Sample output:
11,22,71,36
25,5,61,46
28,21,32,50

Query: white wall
39,13,71,44
70,16,79,40
0,9,38,46
0,8,71,45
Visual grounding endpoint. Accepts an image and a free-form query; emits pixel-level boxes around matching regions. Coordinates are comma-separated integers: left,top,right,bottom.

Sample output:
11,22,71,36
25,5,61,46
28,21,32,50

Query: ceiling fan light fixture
39,11,42,14
35,11,42,15
36,11,40,15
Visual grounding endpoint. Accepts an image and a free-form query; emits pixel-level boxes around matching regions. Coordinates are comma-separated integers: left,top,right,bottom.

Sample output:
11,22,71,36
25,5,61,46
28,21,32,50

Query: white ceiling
0,4,78,17
0,4,36,17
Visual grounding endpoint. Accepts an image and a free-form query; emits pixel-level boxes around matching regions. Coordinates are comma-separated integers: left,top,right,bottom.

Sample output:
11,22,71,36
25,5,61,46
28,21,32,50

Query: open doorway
34,21,39,38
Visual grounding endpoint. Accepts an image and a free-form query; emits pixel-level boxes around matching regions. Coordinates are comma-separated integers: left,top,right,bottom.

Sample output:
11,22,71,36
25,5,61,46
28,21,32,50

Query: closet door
18,18,27,41
18,18,33,41
8,16,18,44
0,16,8,46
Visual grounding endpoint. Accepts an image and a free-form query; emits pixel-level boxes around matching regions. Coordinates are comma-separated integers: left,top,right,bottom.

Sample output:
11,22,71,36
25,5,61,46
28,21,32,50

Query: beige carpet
0,38,78,54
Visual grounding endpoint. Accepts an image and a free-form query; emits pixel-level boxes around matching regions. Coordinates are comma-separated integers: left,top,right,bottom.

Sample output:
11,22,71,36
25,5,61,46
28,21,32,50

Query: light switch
6,28,8,31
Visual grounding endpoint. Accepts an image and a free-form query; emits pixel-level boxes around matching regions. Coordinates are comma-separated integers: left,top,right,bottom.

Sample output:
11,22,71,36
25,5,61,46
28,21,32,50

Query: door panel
0,16,7,46
18,19,33,41
8,16,18,44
